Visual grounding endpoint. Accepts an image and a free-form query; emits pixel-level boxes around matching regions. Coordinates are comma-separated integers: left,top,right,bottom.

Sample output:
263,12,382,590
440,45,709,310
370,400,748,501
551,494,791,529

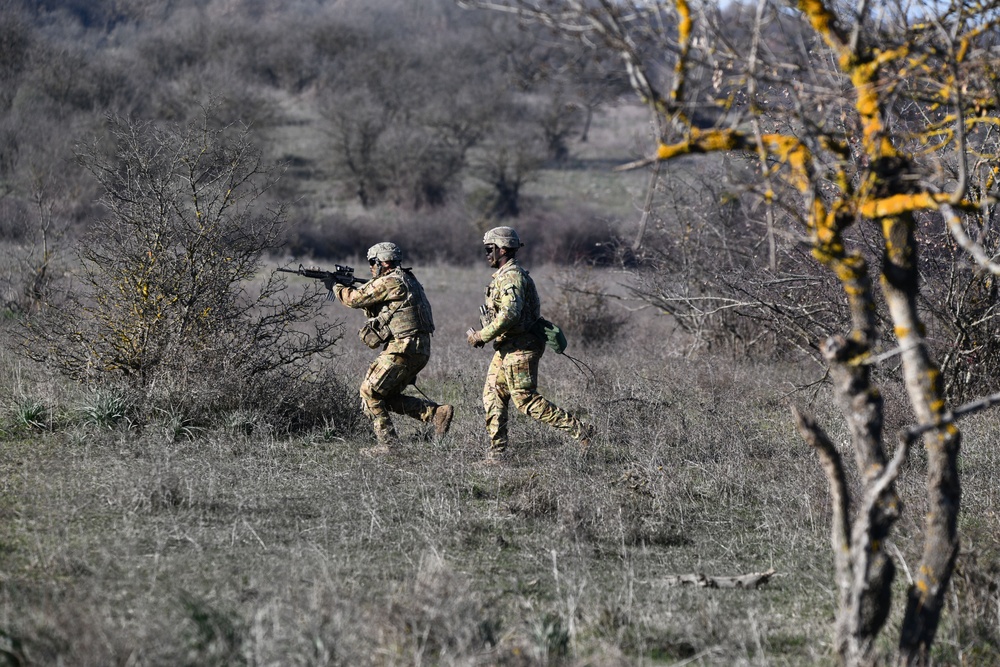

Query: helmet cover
482,226,523,249
366,241,402,263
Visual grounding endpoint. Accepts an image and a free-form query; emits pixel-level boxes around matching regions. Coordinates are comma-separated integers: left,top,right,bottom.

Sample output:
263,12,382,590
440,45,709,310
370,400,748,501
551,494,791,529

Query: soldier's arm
335,275,406,309
479,278,523,342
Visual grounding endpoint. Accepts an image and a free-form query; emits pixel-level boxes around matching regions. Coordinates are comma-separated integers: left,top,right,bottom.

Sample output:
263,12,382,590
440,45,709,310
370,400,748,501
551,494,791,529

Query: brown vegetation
2,0,1000,665
460,1,1000,664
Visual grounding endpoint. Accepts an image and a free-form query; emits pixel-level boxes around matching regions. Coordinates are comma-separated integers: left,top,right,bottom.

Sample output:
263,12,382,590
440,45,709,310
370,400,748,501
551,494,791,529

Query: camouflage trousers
482,346,587,452
360,352,438,443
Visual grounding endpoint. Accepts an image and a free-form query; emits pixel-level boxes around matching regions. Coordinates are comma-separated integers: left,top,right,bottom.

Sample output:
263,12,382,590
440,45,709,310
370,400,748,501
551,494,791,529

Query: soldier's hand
466,328,485,348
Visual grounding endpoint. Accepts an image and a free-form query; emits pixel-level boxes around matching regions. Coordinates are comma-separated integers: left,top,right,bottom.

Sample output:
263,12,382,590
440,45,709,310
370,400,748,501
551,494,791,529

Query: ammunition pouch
359,317,391,349
360,285,411,349
479,304,494,329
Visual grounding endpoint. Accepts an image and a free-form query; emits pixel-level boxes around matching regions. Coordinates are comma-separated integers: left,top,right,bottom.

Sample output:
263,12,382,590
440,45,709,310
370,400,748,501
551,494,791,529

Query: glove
466,328,485,348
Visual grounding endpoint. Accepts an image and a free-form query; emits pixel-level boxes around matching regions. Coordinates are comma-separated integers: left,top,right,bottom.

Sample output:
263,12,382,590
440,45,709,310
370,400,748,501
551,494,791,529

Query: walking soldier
466,227,592,463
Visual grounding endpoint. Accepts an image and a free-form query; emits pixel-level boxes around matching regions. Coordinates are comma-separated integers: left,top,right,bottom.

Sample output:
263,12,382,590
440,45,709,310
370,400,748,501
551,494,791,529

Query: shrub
283,206,484,266
547,266,627,348
16,108,343,428
77,388,132,430
10,395,48,431
492,206,625,267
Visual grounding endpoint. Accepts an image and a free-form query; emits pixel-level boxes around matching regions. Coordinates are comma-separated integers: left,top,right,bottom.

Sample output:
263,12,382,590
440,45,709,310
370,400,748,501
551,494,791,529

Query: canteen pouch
532,317,568,354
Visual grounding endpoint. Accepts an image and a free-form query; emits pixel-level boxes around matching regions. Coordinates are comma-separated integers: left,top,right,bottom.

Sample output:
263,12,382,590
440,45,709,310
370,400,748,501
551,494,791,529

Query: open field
6,2,1000,663
3,261,1000,666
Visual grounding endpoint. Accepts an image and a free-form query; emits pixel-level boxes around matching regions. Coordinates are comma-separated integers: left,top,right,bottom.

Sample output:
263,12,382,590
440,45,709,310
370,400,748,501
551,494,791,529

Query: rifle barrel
276,265,365,285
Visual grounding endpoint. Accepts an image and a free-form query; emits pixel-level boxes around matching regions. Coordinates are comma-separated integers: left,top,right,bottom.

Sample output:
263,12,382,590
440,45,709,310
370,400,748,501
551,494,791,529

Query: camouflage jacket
479,259,541,349
335,268,433,355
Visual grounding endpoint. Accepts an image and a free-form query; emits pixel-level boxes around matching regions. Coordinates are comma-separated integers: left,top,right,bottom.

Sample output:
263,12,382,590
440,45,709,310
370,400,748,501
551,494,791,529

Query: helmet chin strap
495,246,511,266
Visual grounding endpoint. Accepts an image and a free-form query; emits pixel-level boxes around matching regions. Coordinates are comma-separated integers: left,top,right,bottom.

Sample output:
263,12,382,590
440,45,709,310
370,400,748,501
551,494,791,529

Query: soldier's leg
360,353,408,444
381,353,438,422
482,351,510,452
505,350,589,440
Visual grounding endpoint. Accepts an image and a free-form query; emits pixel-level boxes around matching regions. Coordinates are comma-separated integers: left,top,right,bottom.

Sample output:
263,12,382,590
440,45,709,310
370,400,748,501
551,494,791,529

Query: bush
16,108,344,428
547,266,627,348
281,199,627,270
511,206,625,266
283,206,485,266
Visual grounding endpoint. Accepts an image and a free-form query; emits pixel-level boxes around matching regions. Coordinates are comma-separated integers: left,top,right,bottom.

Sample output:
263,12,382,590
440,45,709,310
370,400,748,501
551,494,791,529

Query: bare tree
562,47,633,142
458,1,1000,664
469,108,547,219
318,30,495,209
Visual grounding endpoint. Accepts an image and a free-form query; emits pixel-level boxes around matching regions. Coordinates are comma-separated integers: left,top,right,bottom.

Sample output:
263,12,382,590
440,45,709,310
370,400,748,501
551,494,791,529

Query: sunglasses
369,258,378,266
485,245,497,254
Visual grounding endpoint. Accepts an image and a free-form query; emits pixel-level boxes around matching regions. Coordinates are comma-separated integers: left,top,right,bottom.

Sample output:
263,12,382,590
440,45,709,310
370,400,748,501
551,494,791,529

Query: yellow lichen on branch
670,0,692,105
655,128,743,160
860,192,963,219
796,0,847,55
761,135,814,193
656,129,817,197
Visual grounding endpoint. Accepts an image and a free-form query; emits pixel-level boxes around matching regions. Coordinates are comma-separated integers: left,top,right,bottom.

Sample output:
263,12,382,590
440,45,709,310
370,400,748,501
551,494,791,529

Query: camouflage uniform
478,259,589,453
335,266,442,444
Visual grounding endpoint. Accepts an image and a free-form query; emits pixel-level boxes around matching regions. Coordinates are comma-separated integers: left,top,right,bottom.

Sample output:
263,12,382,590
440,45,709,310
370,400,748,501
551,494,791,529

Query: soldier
333,242,454,456
466,226,592,463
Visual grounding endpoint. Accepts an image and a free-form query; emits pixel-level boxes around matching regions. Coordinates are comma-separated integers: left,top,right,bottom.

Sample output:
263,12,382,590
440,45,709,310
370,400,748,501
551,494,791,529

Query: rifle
277,263,366,300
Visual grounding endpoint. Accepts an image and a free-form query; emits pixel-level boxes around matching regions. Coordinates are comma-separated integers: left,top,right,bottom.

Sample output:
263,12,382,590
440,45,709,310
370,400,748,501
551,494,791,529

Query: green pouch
532,317,568,354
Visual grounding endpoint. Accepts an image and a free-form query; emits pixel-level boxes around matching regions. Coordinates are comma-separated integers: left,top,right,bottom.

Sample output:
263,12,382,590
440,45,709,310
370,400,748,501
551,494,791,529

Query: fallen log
664,568,777,589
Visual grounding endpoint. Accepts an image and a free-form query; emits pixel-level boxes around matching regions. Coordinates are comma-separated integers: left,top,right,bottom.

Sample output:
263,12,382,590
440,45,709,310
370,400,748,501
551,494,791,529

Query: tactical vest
485,263,540,339
385,267,434,340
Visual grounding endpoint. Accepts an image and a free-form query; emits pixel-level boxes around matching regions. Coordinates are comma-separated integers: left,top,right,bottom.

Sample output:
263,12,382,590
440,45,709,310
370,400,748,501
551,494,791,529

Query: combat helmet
482,226,523,249
366,241,402,263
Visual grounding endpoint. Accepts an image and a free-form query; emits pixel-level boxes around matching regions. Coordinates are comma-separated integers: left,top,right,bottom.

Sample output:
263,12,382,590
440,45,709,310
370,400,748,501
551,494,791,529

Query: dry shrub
16,110,348,433
283,210,374,263
285,207,483,266
917,221,1000,404
248,364,365,436
509,206,624,266
283,203,625,268
547,266,627,348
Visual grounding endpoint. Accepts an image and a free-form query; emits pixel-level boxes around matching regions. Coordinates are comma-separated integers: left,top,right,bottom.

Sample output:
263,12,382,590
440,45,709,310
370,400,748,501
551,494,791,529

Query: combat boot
432,405,454,436
362,424,398,458
474,444,507,467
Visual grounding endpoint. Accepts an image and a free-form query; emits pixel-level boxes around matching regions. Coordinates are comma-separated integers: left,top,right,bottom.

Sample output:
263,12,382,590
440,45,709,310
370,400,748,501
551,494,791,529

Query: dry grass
3,262,998,666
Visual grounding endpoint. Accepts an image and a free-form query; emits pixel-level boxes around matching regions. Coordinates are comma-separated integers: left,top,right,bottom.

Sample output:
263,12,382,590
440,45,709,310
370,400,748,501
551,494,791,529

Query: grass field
2,100,999,666
3,258,1000,666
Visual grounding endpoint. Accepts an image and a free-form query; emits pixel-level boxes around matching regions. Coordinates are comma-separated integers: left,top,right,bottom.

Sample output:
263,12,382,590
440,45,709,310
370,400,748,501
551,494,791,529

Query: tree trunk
880,214,962,665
